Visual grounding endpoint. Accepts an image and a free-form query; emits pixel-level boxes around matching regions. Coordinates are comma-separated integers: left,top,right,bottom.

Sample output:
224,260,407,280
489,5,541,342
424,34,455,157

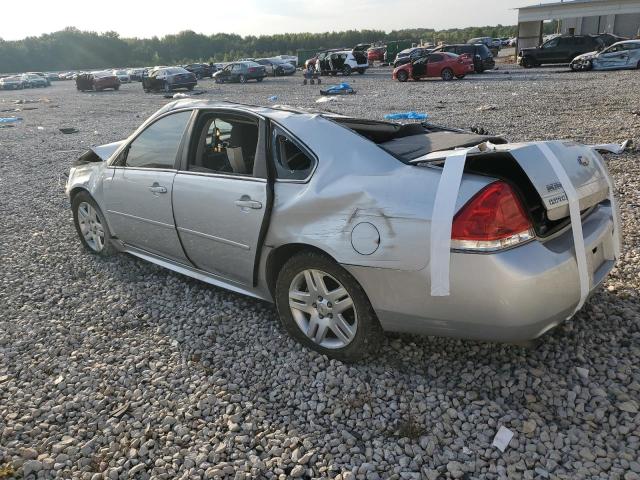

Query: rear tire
357,68,365,74
342,65,352,76
114,85,120,91
72,192,115,257
257,77,264,82
396,70,409,82
441,68,454,81
275,251,381,362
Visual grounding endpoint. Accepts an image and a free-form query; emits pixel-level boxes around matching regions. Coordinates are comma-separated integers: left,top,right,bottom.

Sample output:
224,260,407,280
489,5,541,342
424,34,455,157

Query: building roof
518,0,640,21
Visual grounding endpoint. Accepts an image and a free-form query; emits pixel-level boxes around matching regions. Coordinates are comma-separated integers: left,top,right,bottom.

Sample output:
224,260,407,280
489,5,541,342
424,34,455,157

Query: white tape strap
429,149,469,296
537,143,590,315
590,150,622,259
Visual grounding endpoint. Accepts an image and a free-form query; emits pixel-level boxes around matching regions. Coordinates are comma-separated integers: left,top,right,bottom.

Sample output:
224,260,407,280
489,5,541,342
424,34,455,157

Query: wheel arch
265,243,339,298
69,186,91,203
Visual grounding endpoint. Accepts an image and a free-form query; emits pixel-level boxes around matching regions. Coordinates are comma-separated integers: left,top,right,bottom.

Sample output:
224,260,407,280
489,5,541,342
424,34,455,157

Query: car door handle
148,183,167,194
235,198,262,209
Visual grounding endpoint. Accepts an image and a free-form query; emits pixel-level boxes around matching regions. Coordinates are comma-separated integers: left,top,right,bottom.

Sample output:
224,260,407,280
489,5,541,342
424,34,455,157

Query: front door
426,54,445,77
172,111,269,285
104,110,193,263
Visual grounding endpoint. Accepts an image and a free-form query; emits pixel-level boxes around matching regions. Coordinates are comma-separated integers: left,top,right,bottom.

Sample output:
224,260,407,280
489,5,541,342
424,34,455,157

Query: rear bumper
345,203,616,342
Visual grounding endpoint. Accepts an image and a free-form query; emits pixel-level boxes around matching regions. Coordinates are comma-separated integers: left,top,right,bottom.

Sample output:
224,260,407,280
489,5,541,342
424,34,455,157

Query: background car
316,50,369,75
142,67,197,92
112,69,131,83
393,47,433,68
367,46,386,62
255,58,296,76
519,35,605,68
433,44,495,73
273,55,298,68
0,75,25,90
127,68,145,81
27,72,51,86
467,37,493,47
393,52,474,81
213,62,267,83
21,73,48,88
76,71,121,91
183,63,215,79
571,39,640,71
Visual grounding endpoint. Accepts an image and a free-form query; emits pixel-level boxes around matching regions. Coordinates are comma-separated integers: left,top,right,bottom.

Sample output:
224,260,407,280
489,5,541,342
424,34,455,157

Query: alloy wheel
77,202,105,252
288,269,358,349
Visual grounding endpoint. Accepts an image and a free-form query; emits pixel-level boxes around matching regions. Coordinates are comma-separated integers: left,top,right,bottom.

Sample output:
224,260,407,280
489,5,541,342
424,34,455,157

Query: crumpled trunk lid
506,141,610,221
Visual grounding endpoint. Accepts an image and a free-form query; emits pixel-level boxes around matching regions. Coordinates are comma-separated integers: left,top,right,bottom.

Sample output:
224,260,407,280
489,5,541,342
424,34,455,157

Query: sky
1,0,539,40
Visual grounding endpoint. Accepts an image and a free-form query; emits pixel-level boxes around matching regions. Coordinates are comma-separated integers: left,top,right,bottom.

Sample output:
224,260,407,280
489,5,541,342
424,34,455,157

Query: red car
367,46,386,62
392,53,474,82
76,71,121,92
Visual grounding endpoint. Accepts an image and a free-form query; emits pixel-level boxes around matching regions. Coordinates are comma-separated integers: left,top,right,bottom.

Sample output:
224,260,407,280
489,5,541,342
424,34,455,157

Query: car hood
573,50,598,61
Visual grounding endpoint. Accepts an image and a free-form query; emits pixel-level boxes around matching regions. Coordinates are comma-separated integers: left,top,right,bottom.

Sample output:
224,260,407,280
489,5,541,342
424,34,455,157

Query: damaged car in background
66,101,621,361
142,67,197,93
393,52,474,81
76,71,121,92
316,49,369,76
570,40,640,71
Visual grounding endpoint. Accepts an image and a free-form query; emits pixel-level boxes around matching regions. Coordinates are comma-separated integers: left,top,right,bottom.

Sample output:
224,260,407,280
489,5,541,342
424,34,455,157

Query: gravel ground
1,66,639,480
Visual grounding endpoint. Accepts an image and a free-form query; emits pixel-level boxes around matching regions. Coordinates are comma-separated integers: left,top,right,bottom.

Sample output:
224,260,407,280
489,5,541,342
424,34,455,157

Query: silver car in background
66,101,620,361
571,40,640,71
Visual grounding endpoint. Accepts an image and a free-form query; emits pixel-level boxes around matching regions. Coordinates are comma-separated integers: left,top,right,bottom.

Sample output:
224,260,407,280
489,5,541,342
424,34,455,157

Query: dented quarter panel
264,114,493,271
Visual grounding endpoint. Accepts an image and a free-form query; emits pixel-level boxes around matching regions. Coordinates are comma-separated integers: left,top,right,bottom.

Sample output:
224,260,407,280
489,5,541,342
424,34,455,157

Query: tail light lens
451,181,534,252
248,67,257,73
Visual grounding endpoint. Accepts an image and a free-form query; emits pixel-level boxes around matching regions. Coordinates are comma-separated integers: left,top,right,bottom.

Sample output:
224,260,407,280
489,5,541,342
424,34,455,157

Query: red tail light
451,181,534,251
248,67,257,73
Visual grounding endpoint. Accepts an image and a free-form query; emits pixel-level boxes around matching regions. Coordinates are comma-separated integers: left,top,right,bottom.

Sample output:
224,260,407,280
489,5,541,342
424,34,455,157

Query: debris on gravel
1,66,639,479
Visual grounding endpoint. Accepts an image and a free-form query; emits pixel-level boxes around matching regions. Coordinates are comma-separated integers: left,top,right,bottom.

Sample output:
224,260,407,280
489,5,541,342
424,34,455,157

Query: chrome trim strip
107,210,175,229
123,245,269,301
111,167,177,173
176,171,267,182
177,226,250,250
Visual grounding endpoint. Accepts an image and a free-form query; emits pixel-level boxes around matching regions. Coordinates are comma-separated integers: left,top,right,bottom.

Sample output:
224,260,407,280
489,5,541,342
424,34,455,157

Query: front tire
396,70,409,82
275,251,381,362
521,56,535,69
72,192,115,256
342,65,352,76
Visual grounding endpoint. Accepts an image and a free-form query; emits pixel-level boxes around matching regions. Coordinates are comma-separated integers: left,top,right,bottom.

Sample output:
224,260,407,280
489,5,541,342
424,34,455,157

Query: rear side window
430,54,444,62
124,111,191,169
273,132,315,181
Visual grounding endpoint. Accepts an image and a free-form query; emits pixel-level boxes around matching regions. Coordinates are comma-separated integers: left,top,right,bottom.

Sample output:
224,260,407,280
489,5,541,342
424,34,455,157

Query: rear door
103,110,193,262
172,110,269,285
538,37,560,63
426,54,445,77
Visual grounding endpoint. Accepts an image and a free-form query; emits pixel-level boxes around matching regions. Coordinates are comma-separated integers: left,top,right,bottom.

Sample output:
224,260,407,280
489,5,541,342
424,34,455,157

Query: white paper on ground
429,149,469,296
537,142,590,317
492,426,514,452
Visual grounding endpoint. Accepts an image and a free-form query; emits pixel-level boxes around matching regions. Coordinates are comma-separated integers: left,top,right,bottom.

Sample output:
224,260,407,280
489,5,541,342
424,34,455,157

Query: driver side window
543,38,559,49
122,111,191,169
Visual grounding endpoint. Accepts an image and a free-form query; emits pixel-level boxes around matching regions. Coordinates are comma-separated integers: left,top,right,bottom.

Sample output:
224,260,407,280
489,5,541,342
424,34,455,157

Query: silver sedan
571,40,640,71
66,101,620,361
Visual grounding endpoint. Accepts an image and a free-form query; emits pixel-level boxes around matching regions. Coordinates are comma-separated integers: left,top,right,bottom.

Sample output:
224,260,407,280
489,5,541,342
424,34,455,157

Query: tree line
0,24,556,73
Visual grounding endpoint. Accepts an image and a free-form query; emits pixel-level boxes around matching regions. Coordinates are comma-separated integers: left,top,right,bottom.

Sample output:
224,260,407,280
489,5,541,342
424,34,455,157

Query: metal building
517,0,640,51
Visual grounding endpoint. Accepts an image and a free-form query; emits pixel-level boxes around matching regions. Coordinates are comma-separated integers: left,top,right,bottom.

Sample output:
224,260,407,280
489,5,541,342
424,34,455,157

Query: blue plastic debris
268,95,278,102
384,112,428,121
320,83,355,95
0,117,22,124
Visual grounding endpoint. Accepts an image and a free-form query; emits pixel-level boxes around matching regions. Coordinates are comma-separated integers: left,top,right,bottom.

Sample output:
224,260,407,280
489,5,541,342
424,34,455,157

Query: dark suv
433,44,495,73
518,35,604,67
183,63,215,79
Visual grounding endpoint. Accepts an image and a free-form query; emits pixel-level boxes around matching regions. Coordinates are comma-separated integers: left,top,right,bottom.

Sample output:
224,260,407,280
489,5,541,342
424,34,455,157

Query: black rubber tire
441,68,454,81
275,251,381,362
239,74,247,84
71,191,116,257
342,65,352,76
114,85,120,91
187,85,194,91
521,56,535,69
357,68,365,74
396,70,409,82
257,77,264,82
636,60,640,70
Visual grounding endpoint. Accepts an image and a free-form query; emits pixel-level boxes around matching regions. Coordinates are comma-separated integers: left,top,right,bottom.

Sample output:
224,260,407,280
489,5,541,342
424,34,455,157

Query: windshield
92,71,111,78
